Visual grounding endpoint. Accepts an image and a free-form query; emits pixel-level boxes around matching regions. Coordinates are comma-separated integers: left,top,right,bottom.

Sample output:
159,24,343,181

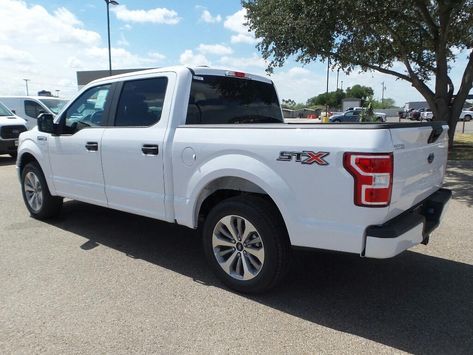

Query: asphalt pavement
0,156,472,354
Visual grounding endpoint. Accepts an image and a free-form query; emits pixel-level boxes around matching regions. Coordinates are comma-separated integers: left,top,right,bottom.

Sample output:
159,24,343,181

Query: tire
464,115,472,122
21,162,63,219
202,195,291,293
333,119,341,123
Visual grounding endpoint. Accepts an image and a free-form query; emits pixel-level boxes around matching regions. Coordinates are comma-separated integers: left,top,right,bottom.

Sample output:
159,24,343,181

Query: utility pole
105,0,119,76
55,90,60,97
341,80,344,91
381,82,386,104
336,68,340,91
23,79,30,96
325,59,330,119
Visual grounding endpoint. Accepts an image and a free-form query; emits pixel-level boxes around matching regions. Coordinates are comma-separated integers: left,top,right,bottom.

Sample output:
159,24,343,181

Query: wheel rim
212,215,265,281
24,171,43,212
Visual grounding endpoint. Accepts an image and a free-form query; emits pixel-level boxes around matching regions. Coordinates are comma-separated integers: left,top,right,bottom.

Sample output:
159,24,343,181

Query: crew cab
16,66,451,293
0,101,27,158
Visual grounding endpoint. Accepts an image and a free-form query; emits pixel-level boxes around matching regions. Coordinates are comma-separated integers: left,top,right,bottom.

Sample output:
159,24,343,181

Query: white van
0,96,68,130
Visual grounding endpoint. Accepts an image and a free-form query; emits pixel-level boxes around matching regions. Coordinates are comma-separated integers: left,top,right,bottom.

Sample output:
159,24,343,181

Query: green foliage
345,85,374,102
370,98,396,109
307,89,345,108
281,98,306,109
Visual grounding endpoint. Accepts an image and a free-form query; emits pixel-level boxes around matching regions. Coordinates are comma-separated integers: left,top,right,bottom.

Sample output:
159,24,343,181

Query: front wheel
464,115,472,122
202,196,291,293
21,162,63,219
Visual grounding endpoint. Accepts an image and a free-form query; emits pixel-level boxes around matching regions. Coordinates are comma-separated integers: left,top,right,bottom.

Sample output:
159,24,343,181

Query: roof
86,66,273,88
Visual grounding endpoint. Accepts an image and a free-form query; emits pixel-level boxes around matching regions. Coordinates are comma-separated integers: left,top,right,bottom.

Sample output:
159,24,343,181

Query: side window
345,111,354,117
63,85,111,134
115,77,168,127
24,100,44,118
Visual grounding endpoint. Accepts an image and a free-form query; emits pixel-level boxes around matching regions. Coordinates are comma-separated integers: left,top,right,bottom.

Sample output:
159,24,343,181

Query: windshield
0,101,13,116
186,75,283,124
39,99,68,114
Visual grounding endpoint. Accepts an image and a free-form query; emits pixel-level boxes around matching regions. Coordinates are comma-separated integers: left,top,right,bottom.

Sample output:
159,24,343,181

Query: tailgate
387,122,449,219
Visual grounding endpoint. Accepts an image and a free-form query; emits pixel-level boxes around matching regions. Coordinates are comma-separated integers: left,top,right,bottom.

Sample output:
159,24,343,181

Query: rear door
387,123,449,219
101,74,174,220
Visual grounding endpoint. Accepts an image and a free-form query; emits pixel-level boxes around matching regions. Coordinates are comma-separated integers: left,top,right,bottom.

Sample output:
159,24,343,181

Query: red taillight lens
343,153,393,207
226,71,247,78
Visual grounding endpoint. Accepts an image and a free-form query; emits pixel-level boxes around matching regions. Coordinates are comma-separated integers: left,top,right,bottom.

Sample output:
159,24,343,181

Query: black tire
333,119,341,123
9,152,17,159
202,195,291,293
21,162,63,219
464,115,472,122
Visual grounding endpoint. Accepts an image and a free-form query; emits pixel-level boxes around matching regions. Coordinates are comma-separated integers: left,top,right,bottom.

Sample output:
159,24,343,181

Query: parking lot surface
0,156,472,354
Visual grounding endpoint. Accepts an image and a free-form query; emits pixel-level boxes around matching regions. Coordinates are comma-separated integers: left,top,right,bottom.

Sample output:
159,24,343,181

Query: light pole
325,59,330,118
105,0,119,76
23,79,30,96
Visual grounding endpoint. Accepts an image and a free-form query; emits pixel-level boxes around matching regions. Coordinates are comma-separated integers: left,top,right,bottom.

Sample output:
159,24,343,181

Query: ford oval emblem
427,153,435,164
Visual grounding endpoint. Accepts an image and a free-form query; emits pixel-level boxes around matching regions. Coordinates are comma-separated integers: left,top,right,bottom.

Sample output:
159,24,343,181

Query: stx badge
277,151,329,165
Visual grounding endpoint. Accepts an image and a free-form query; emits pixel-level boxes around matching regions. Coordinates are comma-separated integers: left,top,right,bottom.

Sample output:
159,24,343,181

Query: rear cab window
186,75,283,124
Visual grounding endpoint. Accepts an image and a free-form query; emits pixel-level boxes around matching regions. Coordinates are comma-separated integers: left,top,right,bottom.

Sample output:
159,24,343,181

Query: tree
371,98,397,109
243,0,473,145
345,85,374,105
307,89,345,108
281,98,297,108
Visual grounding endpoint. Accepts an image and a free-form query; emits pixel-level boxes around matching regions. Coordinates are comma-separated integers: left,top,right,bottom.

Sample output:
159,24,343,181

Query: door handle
85,142,98,151
141,144,159,155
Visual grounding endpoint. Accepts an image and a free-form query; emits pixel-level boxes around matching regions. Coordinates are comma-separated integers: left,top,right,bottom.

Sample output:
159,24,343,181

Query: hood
0,115,27,127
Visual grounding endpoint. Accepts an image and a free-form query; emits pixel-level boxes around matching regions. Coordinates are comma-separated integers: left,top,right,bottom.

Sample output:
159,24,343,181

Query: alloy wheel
212,215,265,281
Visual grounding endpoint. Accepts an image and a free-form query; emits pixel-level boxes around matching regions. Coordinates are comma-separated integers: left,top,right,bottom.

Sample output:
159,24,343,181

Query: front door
48,84,113,206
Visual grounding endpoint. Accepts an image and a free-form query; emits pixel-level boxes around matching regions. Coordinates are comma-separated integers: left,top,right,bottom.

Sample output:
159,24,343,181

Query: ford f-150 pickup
16,66,451,293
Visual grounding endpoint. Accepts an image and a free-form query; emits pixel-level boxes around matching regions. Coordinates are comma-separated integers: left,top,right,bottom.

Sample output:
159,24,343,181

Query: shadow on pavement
0,155,16,166
48,200,473,354
444,160,473,207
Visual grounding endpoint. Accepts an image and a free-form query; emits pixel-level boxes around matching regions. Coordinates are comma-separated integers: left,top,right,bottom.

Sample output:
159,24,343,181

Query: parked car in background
459,109,473,121
0,96,68,130
420,108,433,121
0,101,27,157
330,109,386,122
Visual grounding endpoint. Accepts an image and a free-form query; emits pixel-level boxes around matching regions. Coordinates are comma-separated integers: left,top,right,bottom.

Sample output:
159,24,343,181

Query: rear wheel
21,162,62,219
333,119,341,123
464,115,472,122
202,195,291,293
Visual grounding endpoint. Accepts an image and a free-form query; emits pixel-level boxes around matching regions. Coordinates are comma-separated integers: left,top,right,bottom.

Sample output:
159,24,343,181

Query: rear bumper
363,188,452,258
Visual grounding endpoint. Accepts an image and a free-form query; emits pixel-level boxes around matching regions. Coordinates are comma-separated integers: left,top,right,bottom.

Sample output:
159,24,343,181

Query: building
342,98,361,112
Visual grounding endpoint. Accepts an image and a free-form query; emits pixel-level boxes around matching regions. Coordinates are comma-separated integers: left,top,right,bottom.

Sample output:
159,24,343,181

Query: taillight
343,153,393,207
225,71,247,78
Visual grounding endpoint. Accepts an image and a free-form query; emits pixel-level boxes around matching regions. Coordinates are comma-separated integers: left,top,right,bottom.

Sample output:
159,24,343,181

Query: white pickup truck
16,66,451,293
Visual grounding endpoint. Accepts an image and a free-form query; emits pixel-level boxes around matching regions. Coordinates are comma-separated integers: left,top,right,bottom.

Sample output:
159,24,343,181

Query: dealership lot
0,157,472,353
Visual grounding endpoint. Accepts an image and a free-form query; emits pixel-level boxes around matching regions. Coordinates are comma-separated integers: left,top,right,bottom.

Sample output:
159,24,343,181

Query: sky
0,0,470,106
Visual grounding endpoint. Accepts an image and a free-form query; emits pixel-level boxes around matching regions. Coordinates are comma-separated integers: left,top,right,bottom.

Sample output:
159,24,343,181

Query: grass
449,133,473,160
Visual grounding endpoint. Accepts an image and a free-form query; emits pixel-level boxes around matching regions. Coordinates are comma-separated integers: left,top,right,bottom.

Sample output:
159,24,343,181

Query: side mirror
37,113,58,135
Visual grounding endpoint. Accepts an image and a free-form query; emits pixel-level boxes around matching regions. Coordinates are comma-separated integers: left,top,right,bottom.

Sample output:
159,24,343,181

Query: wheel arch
17,141,56,195
195,177,288,235
175,155,294,237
